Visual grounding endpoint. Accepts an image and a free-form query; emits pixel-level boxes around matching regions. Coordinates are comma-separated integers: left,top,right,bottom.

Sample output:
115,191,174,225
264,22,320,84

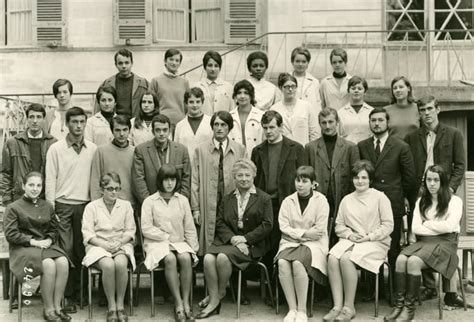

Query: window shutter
465,172,474,234
224,0,261,44
153,0,188,43
33,0,65,46
192,0,224,43
113,0,152,45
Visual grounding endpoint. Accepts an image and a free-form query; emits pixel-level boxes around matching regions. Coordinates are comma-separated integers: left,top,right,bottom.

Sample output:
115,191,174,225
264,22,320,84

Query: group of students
0,46,469,322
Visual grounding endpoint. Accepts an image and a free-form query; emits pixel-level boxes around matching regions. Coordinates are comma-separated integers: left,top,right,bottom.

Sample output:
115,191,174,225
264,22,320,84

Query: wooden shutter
192,0,224,43
153,0,188,43
465,172,474,234
113,0,152,45
224,0,261,44
33,0,65,46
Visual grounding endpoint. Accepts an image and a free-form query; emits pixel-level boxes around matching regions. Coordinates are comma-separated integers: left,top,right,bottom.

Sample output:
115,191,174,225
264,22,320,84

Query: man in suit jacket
132,114,191,203
251,110,306,285
358,108,416,272
405,95,469,307
305,108,359,246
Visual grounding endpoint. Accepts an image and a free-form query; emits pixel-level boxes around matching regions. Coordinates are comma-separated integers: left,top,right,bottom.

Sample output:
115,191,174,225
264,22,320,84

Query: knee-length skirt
82,243,136,270
401,233,458,279
275,245,327,285
9,245,71,281
206,244,259,271
144,241,198,270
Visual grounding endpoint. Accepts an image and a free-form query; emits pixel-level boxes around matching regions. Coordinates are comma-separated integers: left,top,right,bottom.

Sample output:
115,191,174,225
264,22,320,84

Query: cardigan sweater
45,138,97,204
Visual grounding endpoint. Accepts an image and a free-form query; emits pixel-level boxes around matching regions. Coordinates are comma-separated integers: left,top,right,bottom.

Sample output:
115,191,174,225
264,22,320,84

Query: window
113,0,261,45
386,0,426,41
0,0,65,46
434,0,474,40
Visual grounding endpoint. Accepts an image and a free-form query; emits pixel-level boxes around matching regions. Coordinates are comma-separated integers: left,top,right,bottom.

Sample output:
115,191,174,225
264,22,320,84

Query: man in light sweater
46,106,97,313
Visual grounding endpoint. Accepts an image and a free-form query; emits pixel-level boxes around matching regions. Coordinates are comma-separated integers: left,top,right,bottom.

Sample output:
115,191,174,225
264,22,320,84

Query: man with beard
358,108,415,287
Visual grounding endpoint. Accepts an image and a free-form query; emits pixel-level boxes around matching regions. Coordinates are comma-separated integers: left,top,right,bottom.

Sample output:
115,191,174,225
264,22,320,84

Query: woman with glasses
82,172,136,322
270,73,319,146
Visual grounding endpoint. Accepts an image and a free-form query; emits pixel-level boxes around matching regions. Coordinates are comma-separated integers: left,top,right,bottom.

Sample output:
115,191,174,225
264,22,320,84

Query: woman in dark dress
195,159,273,319
385,165,463,321
4,172,71,321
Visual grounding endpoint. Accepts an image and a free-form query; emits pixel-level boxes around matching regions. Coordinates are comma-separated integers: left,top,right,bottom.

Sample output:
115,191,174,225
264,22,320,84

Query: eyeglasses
105,187,121,192
282,84,297,90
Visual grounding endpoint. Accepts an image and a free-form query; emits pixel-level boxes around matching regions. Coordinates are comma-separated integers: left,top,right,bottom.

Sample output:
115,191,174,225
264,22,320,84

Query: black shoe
195,302,221,319
10,297,18,310
62,298,77,314
398,274,421,321
55,310,72,322
43,310,61,322
240,295,251,305
419,287,438,301
444,294,474,308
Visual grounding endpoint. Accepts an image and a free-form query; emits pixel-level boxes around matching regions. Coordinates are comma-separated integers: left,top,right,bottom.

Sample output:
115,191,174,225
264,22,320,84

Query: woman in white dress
82,172,136,322
270,73,319,145
129,90,159,146
141,164,199,321
84,85,116,146
319,48,352,110
174,87,213,163
276,166,329,322
324,160,393,321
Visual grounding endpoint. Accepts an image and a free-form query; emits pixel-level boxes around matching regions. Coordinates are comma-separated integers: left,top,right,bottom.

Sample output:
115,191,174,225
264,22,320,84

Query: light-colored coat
84,112,114,147
141,192,199,270
293,71,322,119
174,115,213,165
194,78,234,115
270,99,320,146
191,139,247,255
228,106,264,156
276,191,330,276
81,198,136,269
129,117,154,146
338,103,374,144
329,188,394,273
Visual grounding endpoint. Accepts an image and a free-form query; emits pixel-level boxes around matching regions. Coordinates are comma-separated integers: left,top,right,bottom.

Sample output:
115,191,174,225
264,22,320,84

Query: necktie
375,139,381,159
217,143,225,211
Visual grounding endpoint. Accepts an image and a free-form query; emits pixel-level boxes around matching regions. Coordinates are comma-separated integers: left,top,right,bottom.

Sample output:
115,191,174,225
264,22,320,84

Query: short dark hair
347,76,368,93
291,47,311,63
261,110,283,127
318,108,339,123
52,79,73,97
26,103,46,117
151,114,171,131
247,51,268,70
165,48,183,62
114,48,133,64
296,165,317,182
66,106,87,123
156,164,181,193
390,76,415,104
351,160,375,182
232,80,256,106
96,85,117,103
23,171,43,184
330,48,348,63
111,114,131,130
210,111,234,131
278,72,297,88
416,95,438,110
369,107,390,121
203,50,222,69
100,172,121,188
184,87,205,104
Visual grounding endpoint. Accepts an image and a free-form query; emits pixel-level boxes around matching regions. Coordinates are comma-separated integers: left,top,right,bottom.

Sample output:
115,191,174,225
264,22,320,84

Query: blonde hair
232,158,257,178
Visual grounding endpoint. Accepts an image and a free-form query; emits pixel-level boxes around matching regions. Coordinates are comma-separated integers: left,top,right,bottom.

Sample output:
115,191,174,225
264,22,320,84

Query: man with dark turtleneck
305,108,359,246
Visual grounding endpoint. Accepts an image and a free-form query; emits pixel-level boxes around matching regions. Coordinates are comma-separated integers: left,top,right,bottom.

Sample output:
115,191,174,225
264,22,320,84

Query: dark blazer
305,136,359,215
405,123,465,194
132,139,191,203
251,136,307,204
213,188,273,258
358,135,416,218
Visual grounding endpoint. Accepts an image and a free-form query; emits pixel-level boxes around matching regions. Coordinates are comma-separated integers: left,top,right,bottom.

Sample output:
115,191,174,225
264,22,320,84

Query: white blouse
338,103,374,144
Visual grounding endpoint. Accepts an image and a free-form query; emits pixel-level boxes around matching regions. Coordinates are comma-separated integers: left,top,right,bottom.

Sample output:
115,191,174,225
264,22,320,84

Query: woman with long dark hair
85,85,116,146
384,164,462,321
130,90,160,146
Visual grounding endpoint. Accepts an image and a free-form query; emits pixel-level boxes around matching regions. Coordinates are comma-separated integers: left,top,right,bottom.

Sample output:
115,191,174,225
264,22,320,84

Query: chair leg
275,265,279,315
457,267,468,311
80,266,83,310
150,271,155,317
237,270,242,318
88,268,92,320
259,263,274,307
438,273,443,320
129,269,133,316
190,271,194,308
134,268,140,307
308,279,315,318
9,272,14,313
374,273,379,317
387,262,394,306
17,280,22,322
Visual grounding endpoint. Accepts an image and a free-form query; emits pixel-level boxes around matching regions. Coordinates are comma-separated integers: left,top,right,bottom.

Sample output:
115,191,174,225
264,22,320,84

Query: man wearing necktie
357,108,416,297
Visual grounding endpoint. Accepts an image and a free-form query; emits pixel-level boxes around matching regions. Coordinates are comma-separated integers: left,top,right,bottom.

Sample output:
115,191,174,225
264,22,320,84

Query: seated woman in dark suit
385,164,463,321
4,172,71,322
195,159,273,319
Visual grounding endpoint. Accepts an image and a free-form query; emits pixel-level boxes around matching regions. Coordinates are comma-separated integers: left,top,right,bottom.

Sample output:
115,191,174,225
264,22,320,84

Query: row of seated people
1,90,467,321
3,160,462,322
